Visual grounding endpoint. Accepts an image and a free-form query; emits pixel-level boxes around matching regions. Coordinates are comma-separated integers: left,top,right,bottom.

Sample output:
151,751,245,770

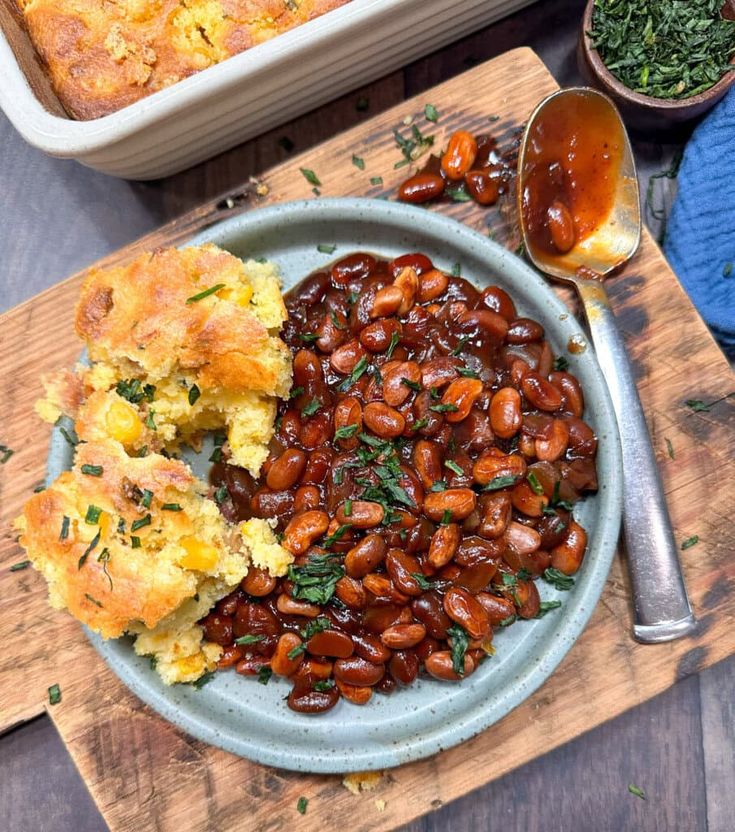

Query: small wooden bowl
578,0,735,131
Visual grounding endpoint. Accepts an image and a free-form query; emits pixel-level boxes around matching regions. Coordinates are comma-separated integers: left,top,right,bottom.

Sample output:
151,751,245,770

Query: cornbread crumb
241,518,294,577
375,799,386,812
342,771,384,795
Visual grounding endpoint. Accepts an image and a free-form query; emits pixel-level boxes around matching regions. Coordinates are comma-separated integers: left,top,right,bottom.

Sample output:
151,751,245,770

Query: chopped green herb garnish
137,446,148,458
457,366,480,378
296,797,309,815
370,176,384,186
288,556,344,605
451,336,469,356
351,155,365,170
48,684,61,705
451,262,461,277
59,515,71,541
300,168,321,186
10,560,31,572
287,617,332,659
411,572,437,591
299,332,319,343
410,418,429,432
234,634,264,646
526,471,544,495
334,424,359,440
681,535,700,550
84,592,103,608
213,485,228,505
440,509,453,526
131,536,141,549
186,284,225,304
430,480,448,492
192,671,215,689
80,464,103,477
140,489,153,509
386,331,400,359
0,446,14,464
447,184,472,203
424,103,439,122
323,523,353,549
59,427,79,447
430,402,459,413
313,679,335,692
115,379,156,404
628,784,646,800
161,503,183,512
188,384,201,406
290,386,305,399
554,355,569,371
343,499,353,517
302,398,321,417
258,666,273,685
498,614,517,627
131,514,151,532
724,262,734,278
392,123,435,166
665,438,675,459
542,568,575,591
444,460,464,477
685,398,710,412
145,409,156,431
85,505,102,525
317,243,337,254
447,624,469,676
535,600,562,618
338,356,369,391
401,377,422,392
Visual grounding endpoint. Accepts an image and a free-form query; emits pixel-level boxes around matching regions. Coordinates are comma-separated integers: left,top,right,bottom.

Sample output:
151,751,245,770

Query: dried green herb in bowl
589,0,735,100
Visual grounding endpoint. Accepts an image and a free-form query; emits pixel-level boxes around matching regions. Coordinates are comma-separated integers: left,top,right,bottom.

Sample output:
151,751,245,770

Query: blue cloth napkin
664,87,735,357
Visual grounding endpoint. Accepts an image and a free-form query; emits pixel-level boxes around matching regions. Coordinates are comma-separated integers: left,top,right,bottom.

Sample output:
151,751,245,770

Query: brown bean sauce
207,252,598,712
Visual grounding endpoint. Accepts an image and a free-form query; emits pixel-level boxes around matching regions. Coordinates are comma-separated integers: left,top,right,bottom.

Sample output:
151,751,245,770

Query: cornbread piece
17,439,250,639
16,0,351,119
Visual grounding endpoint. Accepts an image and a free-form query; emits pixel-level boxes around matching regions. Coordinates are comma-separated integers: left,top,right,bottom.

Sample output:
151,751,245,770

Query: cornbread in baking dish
14,0,351,119
18,243,295,684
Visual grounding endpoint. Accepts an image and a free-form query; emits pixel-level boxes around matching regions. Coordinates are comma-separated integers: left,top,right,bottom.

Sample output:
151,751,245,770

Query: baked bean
398,172,446,203
336,500,385,528
417,269,449,302
359,318,402,353
336,679,374,705
476,592,516,625
302,448,333,484
390,253,434,277
271,633,304,676
385,549,424,596
420,356,461,389
425,650,475,681
201,613,233,645
454,535,503,567
330,338,367,374
507,318,545,344
293,485,321,513
299,411,332,449
510,481,549,517
363,573,410,605
472,448,526,486
333,577,367,610
413,439,443,490
490,387,522,438
381,624,427,649
216,645,243,669
331,253,376,286
363,401,405,438
236,656,270,676
276,594,322,618
550,371,584,418
424,489,477,522
505,521,542,556
564,417,598,457
522,371,563,412
481,286,517,322
516,579,542,619
455,561,497,594
428,522,461,568
465,170,500,205
410,592,452,639
288,681,340,713
443,587,490,638
382,361,422,406
535,419,569,462
334,657,385,686
344,533,387,578
266,448,307,491
233,602,279,640
307,629,354,658
458,308,509,342
393,266,419,314
547,199,576,253
551,521,587,575
478,493,512,539
333,396,363,450
293,348,324,386
370,285,404,318
441,378,483,423
389,650,421,685
441,130,478,180
241,566,277,597
282,510,329,554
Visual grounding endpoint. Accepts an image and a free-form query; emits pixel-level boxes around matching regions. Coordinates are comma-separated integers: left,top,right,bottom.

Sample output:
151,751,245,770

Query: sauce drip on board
521,93,624,261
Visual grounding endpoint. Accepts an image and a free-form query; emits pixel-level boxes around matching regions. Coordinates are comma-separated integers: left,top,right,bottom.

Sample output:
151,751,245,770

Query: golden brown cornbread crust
76,245,291,398
16,0,350,119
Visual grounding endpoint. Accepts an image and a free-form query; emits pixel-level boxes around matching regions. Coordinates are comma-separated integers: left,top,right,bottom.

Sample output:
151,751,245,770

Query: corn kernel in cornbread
17,439,250,639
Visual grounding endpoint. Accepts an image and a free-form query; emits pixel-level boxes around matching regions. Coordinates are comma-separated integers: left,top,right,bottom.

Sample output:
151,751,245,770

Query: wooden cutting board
1,48,734,832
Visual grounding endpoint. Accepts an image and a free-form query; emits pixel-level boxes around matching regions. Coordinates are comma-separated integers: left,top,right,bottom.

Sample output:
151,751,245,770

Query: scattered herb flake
59,516,70,541
192,671,215,690
300,168,321,186
430,402,459,413
84,592,103,608
411,572,437,591
628,784,646,800
161,503,183,511
445,460,464,477
0,446,14,464
554,355,569,371
10,560,31,572
386,331,400,359
235,634,264,645
542,568,575,591
188,384,201,406
59,427,79,447
451,262,461,277
451,335,469,356
258,666,273,685
296,797,309,815
370,176,384,186
290,385,305,399
186,283,225,304
322,524,352,549
317,243,337,254
302,398,321,417
338,356,369,391
299,333,319,343
410,418,429,432
85,505,102,525
526,471,544,495
343,499,353,517
145,409,156,431
430,480,448,492
457,366,480,378
131,514,151,532
288,556,344,605
131,536,141,549
681,535,700,550
447,624,469,676
352,154,366,171
334,424,359,440
140,489,153,509
665,438,675,459
685,398,710,412
48,684,61,705
535,600,563,618
401,377,422,392
440,509,453,526
424,103,439,122
313,679,334,692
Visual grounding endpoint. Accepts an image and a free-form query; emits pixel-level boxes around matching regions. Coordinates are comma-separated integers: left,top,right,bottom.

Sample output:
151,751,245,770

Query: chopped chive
440,509,453,525
300,168,321,186
343,499,353,518
554,355,569,371
430,480,448,492
131,514,151,532
192,671,215,690
370,176,383,186
140,489,153,509
628,784,646,800
188,384,201,406
258,666,273,685
451,336,470,356
317,243,336,254
59,427,79,447
145,409,156,431
0,446,14,464
386,331,400,359
351,155,365,171
78,529,101,569
401,377,422,392
10,560,31,572
296,797,308,815
290,385,305,399
131,536,141,549
338,356,369,392
137,446,149,458
84,592,103,608
59,515,70,541
302,398,320,417
313,679,334,692
48,684,61,705
334,424,359,440
542,567,575,591
234,634,264,646
85,505,102,525
681,535,699,550
445,460,464,477
535,600,562,618
685,399,709,412
214,485,228,505
185,283,225,304
80,464,103,477
161,503,183,511
430,403,459,413
451,262,461,277
323,524,352,549
527,471,544,495
457,366,480,378
410,418,429,432
665,438,675,459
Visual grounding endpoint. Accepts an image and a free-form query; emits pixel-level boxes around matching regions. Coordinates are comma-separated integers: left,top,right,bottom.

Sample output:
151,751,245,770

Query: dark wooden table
2,1,732,829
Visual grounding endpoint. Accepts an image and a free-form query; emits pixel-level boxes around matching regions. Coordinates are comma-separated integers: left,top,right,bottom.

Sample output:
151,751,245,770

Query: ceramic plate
47,198,622,773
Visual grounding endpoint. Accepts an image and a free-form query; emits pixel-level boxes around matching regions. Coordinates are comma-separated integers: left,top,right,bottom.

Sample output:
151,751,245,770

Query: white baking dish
0,0,534,179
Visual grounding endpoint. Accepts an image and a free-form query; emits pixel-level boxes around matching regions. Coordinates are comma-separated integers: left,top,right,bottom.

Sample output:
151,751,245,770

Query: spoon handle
576,280,696,643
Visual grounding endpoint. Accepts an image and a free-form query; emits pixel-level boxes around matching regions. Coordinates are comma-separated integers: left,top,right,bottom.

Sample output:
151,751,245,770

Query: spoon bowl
517,87,696,644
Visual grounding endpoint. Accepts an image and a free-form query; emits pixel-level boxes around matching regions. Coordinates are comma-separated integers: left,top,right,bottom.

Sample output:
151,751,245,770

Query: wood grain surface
1,46,734,832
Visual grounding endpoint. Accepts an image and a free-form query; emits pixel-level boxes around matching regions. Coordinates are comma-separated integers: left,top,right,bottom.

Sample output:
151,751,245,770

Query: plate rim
48,197,623,772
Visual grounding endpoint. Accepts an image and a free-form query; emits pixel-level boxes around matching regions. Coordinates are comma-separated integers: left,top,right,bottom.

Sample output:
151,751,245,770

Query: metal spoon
517,87,696,644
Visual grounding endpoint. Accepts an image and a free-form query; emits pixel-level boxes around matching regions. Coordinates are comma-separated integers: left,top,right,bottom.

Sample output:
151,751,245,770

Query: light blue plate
47,198,622,773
